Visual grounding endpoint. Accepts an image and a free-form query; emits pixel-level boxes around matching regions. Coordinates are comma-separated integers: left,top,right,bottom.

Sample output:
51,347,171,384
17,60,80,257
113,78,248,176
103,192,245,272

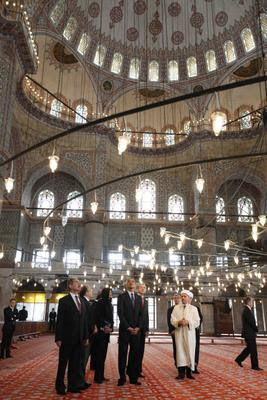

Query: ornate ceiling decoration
233,58,263,78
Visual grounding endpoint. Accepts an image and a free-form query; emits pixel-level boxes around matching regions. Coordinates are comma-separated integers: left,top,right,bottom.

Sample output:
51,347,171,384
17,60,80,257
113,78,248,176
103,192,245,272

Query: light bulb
5,177,15,193
160,227,166,238
224,239,230,251
91,201,98,215
169,247,174,255
135,187,142,202
180,232,186,243
43,243,48,250
48,155,59,173
251,224,258,242
151,249,156,257
51,250,56,259
206,260,210,269
44,226,51,236
134,245,139,254
234,255,239,265
258,215,266,226
177,240,182,250
164,235,170,245
0,251,4,259
40,236,45,245
195,177,205,193
197,239,203,249
212,112,225,136
118,135,129,155
93,265,96,272
62,215,68,227
118,244,123,252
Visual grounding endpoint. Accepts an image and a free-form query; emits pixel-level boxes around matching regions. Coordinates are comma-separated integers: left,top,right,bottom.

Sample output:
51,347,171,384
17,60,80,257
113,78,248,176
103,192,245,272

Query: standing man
167,293,181,367
235,297,263,371
49,308,57,332
171,290,200,380
117,278,142,386
0,298,18,359
194,305,203,374
137,283,149,378
55,278,90,395
80,285,95,375
18,306,28,321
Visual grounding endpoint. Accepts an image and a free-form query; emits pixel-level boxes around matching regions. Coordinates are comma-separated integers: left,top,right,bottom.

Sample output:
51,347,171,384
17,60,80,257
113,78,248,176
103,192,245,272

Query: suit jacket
139,297,149,333
49,311,57,321
81,297,96,337
55,294,88,345
167,305,175,334
117,292,142,332
94,299,114,331
241,306,258,339
3,307,18,332
196,306,203,332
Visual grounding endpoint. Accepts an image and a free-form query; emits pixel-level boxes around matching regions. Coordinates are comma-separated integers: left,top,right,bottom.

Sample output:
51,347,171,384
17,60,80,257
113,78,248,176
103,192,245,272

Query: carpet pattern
0,335,266,399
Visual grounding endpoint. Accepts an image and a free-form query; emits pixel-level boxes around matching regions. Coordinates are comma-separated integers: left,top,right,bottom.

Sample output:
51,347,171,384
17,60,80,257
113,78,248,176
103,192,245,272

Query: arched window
241,28,256,53
216,196,226,222
205,50,217,72
50,99,63,118
240,110,252,130
187,57,197,78
143,132,153,148
165,128,175,146
183,120,192,134
66,191,83,218
63,17,77,41
50,0,65,25
37,190,54,217
223,40,236,63
168,60,179,81
148,60,159,82
168,194,184,221
138,179,156,219
238,196,254,222
111,52,123,74
75,104,88,123
129,58,140,79
77,33,90,55
93,44,106,67
109,192,126,219
260,13,267,41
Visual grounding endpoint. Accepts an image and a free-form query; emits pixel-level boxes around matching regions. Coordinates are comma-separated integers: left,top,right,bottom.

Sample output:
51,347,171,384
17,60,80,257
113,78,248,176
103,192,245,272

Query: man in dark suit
117,278,142,386
235,297,263,371
193,305,203,374
0,298,18,359
137,283,149,378
55,278,90,395
167,293,181,366
79,285,95,376
18,306,28,321
49,308,57,332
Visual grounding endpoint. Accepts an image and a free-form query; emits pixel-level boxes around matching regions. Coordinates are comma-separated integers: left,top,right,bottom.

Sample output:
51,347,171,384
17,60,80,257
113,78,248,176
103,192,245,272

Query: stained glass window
241,28,256,53
238,196,254,222
50,99,62,118
66,191,83,218
77,33,90,55
168,194,184,221
138,179,156,219
148,60,159,82
93,44,106,67
143,132,153,148
129,58,140,79
223,40,236,63
216,196,226,222
63,17,77,41
37,190,54,217
260,13,267,41
75,104,88,123
111,52,123,74
206,50,217,72
240,110,252,130
109,192,126,219
168,60,179,81
187,57,197,78
50,0,65,25
183,120,192,134
165,128,175,146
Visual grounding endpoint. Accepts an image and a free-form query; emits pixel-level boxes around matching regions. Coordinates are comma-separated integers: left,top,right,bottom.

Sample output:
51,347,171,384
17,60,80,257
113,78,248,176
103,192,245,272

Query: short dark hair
244,296,252,305
67,278,79,289
10,298,16,303
80,285,91,297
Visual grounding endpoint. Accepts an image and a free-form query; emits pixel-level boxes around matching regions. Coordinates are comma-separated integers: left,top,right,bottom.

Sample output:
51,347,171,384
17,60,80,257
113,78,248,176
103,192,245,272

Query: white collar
127,291,135,297
246,304,252,310
70,292,80,301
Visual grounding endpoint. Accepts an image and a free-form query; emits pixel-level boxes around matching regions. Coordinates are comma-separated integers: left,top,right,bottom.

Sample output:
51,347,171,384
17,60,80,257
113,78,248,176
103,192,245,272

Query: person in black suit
167,293,181,366
0,298,18,359
93,288,113,383
136,283,149,378
117,278,142,386
193,305,203,374
49,308,57,332
80,285,95,376
18,306,28,321
55,278,90,395
235,297,263,371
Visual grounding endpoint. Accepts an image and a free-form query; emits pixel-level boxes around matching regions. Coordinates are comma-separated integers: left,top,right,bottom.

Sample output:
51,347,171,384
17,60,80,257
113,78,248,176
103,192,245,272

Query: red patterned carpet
0,335,266,400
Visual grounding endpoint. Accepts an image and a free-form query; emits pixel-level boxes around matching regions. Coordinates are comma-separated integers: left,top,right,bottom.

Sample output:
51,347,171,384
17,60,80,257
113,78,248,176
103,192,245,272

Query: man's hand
56,341,62,348
128,327,134,334
170,331,175,336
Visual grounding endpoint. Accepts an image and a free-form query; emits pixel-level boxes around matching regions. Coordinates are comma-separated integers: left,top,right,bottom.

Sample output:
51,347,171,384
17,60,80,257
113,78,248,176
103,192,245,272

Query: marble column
84,212,104,263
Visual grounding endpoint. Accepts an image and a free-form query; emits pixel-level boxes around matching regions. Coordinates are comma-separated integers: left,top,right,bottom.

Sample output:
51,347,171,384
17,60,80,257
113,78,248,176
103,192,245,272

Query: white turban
181,289,194,299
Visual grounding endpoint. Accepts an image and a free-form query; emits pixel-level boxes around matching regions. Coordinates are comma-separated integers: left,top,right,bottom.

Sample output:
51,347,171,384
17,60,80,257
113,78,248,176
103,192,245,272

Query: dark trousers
49,320,56,332
82,342,91,375
236,337,259,369
55,343,82,390
195,329,200,368
171,333,177,366
90,336,96,370
0,326,14,357
94,332,109,382
118,331,140,383
178,366,192,378
137,331,146,374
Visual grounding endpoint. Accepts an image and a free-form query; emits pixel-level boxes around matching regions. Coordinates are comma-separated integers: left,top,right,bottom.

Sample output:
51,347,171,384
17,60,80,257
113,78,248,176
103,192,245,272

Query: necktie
131,293,135,307
75,295,81,313
141,297,144,309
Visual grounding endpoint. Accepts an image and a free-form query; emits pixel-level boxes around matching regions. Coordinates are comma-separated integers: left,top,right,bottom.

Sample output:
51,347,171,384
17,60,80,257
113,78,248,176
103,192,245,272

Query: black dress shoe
78,382,91,390
187,375,195,379
192,369,200,374
56,389,66,395
130,381,141,385
6,355,13,358
94,379,103,384
252,367,263,371
235,359,243,368
176,375,185,380
67,388,81,393
117,379,126,386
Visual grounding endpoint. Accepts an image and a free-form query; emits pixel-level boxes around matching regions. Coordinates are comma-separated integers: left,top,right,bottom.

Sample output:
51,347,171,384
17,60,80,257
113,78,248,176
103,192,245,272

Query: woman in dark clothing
93,288,113,383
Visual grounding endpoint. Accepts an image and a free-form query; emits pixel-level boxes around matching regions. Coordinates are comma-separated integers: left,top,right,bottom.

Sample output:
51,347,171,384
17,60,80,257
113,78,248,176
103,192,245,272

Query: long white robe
171,304,200,370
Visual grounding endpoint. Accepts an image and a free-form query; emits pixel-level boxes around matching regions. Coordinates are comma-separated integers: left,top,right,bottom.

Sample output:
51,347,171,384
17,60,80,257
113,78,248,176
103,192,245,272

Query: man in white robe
171,290,200,380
